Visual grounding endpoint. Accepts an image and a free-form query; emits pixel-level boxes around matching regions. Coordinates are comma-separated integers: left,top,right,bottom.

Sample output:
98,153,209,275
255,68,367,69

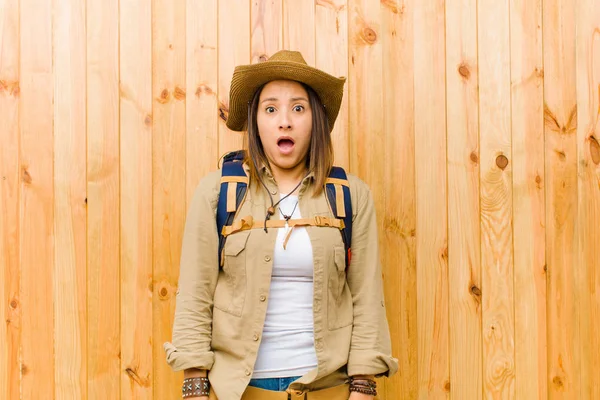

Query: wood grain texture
380,0,416,398
316,0,349,169
576,0,600,397
510,0,547,398
186,0,219,198
252,0,282,64
413,0,450,396
53,0,87,397
218,0,250,156
87,0,121,397
0,0,20,398
120,0,153,397
20,0,55,397
478,0,515,397
283,0,315,65
543,0,580,397
152,0,186,397
446,0,482,397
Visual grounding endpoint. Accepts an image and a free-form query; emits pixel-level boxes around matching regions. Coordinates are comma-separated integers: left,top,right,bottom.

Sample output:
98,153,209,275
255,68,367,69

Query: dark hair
243,81,333,196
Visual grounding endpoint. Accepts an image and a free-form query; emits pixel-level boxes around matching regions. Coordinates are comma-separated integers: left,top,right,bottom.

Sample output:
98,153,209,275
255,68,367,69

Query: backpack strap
217,150,248,266
325,167,353,268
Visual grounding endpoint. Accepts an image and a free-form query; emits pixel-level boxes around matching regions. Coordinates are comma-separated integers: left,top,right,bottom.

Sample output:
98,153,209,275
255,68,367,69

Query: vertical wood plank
316,0,349,169
53,0,87,397
186,0,219,196
218,0,250,156
152,0,186,398
510,0,547,398
576,0,600,397
446,0,482,397
380,0,417,398
543,0,579,396
120,0,153,397
19,0,55,397
251,0,282,64
478,0,515,397
283,0,315,65
413,0,449,396
0,0,21,398
348,0,383,195
87,0,121,397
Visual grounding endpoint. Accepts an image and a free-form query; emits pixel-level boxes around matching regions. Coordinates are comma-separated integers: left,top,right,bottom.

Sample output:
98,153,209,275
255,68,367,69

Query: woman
164,50,398,400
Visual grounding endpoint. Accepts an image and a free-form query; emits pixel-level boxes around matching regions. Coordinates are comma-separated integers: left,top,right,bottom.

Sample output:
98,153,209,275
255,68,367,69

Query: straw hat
226,50,346,132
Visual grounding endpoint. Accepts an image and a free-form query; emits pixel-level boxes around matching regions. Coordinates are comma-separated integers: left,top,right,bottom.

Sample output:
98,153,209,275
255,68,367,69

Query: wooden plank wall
1,1,599,399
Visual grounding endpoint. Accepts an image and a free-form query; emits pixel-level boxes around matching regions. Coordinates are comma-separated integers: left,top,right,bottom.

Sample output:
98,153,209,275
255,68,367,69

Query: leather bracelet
349,385,377,396
182,377,210,398
348,377,377,396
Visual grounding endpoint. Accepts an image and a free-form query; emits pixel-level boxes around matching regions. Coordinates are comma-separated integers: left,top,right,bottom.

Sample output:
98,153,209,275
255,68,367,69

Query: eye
293,105,305,112
265,106,276,113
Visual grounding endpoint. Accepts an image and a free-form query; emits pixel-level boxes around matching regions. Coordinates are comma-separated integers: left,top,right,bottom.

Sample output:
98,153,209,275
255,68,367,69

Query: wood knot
535,174,542,189
458,63,470,79
496,155,509,170
361,27,378,44
21,168,32,184
158,89,170,104
470,151,479,164
444,381,451,392
535,67,544,78
125,367,150,387
441,247,448,261
195,84,214,97
589,135,600,165
554,149,566,161
174,86,186,101
144,114,153,126
552,376,564,388
470,285,482,298
9,299,18,309
219,102,229,121
543,264,548,273
168,44,173,50
0,80,20,96
21,364,29,375
158,286,169,300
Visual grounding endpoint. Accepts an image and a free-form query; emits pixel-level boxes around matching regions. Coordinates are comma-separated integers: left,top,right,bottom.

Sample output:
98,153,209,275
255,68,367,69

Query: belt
208,384,351,400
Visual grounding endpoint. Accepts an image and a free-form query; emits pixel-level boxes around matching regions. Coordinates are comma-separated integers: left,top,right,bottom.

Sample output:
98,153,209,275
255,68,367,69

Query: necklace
259,172,308,233
279,200,299,223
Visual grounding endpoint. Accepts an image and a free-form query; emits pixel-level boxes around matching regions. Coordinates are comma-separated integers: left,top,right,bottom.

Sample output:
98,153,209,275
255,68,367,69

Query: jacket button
245,369,251,376
264,255,271,262
259,295,266,302
253,334,259,341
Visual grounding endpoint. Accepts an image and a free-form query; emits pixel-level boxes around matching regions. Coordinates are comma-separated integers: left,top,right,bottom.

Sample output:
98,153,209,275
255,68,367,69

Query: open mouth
277,136,295,153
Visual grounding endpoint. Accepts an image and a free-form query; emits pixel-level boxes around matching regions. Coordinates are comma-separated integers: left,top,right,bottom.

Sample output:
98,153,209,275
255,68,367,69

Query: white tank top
251,194,318,378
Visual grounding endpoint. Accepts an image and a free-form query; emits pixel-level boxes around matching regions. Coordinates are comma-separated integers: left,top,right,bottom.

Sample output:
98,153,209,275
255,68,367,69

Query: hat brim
226,61,346,132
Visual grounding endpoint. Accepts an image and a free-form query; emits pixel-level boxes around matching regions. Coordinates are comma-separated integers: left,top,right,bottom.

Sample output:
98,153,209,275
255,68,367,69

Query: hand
349,392,374,400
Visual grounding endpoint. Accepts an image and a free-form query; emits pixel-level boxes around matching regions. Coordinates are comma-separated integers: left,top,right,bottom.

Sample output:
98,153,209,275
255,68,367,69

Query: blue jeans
248,376,302,391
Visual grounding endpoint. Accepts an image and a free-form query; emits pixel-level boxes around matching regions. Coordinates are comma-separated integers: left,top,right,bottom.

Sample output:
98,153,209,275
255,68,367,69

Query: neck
271,164,307,195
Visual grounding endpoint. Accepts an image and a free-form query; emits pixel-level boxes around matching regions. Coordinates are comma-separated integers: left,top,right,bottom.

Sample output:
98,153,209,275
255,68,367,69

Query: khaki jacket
164,165,398,400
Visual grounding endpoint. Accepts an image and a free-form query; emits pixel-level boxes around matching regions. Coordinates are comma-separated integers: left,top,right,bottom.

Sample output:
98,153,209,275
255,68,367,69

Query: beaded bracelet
182,377,210,398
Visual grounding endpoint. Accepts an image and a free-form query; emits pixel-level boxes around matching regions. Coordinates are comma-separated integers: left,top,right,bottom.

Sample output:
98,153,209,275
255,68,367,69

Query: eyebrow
260,96,309,104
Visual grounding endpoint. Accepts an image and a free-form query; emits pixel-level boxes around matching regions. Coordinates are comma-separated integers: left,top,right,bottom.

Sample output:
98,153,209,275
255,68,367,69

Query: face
256,80,313,177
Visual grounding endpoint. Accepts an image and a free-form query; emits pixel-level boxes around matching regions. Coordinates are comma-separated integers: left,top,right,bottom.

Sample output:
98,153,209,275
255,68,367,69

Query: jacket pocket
214,230,250,317
328,245,353,330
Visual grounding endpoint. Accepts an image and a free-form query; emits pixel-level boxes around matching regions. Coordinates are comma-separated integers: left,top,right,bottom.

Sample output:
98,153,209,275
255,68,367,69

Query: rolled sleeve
346,176,399,377
164,171,221,372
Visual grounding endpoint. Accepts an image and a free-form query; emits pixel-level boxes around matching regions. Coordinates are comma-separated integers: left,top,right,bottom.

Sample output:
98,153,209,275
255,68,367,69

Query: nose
278,110,292,130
